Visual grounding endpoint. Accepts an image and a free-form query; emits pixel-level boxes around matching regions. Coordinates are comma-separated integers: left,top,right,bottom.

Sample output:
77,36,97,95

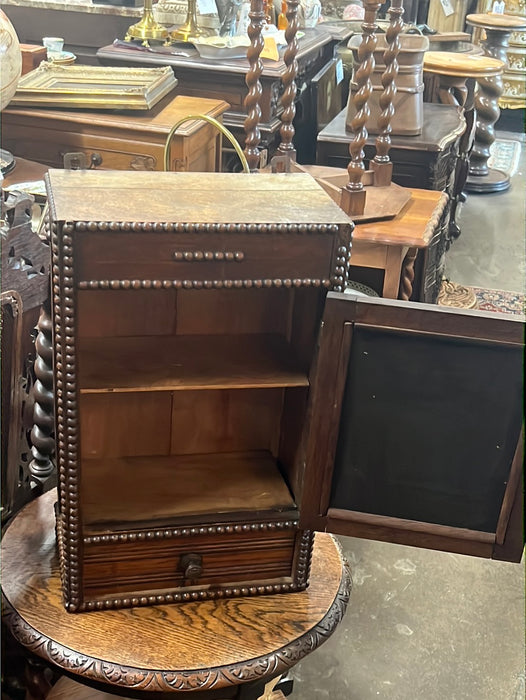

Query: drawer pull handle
173,251,245,262
180,553,203,582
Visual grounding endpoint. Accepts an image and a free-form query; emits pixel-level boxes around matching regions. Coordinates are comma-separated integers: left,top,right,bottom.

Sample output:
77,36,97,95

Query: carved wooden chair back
1,190,53,527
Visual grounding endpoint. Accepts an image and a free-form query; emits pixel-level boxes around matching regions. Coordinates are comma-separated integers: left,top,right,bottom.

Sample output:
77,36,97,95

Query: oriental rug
438,280,525,316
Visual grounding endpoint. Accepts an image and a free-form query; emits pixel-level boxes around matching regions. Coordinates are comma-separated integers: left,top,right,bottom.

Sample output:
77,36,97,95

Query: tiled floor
291,130,525,699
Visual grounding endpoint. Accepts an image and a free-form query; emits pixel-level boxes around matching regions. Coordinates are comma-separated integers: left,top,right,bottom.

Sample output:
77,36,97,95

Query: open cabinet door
300,293,524,562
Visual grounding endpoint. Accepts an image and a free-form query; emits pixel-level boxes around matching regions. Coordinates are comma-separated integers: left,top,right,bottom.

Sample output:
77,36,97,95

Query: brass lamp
125,0,169,45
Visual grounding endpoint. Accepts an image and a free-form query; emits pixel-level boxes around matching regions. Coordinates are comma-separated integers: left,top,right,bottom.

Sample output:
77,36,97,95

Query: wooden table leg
383,246,407,299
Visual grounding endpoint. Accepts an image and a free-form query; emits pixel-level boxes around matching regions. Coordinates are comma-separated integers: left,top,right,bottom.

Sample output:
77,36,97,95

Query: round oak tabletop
423,51,504,78
1,490,351,697
466,12,526,32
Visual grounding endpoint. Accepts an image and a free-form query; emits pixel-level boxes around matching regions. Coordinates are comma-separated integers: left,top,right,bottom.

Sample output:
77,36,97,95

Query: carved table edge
1,544,352,693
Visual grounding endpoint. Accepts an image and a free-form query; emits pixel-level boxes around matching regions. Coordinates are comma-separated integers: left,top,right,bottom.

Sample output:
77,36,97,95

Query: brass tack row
78,278,332,290
173,251,245,261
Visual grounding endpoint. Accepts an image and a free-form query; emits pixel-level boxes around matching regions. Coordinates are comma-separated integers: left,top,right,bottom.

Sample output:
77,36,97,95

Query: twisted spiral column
277,0,300,159
342,1,381,215
465,13,526,193
372,0,403,184
243,0,266,172
29,294,55,483
468,67,503,178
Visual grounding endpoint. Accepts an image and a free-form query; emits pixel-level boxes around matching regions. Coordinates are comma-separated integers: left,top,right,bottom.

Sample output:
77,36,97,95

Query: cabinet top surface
46,171,354,225
96,27,343,78
3,94,230,134
318,103,466,152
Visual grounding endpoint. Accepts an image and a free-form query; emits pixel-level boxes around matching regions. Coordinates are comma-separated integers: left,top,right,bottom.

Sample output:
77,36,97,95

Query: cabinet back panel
77,289,177,338
79,392,172,459
176,288,292,336
170,388,283,455
330,325,524,533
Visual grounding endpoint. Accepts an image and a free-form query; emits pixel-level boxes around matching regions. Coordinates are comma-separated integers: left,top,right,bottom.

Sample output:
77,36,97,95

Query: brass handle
173,251,245,262
180,553,203,581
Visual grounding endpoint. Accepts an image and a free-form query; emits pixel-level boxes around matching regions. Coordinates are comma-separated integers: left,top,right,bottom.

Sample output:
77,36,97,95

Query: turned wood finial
276,0,301,164
371,0,404,186
243,0,266,172
342,0,382,215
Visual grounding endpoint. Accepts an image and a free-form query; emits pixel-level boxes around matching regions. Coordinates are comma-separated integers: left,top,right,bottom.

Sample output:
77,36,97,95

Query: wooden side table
465,12,526,193
351,189,449,301
1,490,351,699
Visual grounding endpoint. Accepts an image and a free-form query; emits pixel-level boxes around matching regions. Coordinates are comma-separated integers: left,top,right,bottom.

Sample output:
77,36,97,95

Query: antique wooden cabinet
46,169,352,612
46,169,524,613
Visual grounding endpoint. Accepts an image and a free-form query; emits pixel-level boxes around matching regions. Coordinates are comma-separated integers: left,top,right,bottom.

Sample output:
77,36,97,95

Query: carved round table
1,490,351,699
465,12,526,193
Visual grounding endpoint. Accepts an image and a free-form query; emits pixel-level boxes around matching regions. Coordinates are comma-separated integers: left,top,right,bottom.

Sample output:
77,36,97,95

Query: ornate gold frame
10,63,178,110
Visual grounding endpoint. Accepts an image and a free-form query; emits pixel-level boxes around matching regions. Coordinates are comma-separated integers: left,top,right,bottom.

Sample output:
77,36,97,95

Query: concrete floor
291,131,525,699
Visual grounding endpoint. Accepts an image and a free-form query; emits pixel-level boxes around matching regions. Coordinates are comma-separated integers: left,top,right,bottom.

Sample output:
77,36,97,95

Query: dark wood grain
1,490,350,693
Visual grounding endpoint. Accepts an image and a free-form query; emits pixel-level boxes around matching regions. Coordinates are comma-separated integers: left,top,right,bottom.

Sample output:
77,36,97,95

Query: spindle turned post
275,0,301,166
465,13,526,193
29,294,55,485
244,0,267,172
341,0,382,216
371,0,404,186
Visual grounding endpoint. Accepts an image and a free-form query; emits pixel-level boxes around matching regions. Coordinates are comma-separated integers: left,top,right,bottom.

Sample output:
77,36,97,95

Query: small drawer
74,231,336,287
82,523,300,603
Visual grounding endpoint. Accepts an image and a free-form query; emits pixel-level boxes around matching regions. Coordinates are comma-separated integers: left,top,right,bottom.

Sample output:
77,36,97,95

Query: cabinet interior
76,287,324,533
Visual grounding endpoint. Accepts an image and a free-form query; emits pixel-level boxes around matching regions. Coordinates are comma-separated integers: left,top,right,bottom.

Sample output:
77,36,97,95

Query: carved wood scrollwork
2,554,351,692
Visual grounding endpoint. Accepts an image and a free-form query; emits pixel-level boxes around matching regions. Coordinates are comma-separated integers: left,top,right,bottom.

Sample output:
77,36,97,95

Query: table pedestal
465,13,526,193
423,51,504,237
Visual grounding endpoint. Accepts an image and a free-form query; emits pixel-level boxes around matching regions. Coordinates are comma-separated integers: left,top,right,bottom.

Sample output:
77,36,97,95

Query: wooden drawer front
1,125,161,171
1,122,216,172
82,525,299,600
75,232,335,285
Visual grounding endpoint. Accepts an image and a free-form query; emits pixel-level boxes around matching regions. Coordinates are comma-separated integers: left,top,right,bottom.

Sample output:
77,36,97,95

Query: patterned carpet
471,286,526,316
438,280,525,316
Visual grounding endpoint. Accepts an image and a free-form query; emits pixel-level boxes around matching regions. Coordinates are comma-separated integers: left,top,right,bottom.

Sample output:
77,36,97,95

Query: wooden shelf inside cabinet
81,451,297,532
78,334,309,393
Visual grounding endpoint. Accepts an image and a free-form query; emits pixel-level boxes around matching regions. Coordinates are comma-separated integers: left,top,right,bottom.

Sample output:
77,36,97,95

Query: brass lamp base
170,22,214,42
125,6,169,45
169,0,215,43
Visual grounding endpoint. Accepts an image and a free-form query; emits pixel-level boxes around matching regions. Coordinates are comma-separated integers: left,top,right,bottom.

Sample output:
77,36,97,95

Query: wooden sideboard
96,27,350,168
2,95,229,173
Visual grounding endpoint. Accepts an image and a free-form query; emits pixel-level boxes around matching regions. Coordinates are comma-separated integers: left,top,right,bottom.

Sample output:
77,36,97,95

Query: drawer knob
173,251,245,262
180,553,203,581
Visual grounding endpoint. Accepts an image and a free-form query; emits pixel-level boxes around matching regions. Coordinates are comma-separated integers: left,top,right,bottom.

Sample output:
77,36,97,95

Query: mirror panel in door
300,294,524,563
330,325,522,533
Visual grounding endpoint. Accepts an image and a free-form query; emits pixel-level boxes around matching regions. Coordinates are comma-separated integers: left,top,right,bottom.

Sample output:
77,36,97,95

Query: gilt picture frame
10,63,178,110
